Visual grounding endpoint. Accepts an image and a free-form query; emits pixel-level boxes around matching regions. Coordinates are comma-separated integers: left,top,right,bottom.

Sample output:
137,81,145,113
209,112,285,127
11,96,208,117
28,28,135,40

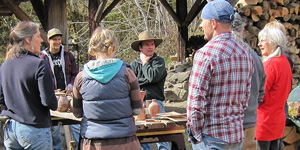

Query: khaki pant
242,127,257,150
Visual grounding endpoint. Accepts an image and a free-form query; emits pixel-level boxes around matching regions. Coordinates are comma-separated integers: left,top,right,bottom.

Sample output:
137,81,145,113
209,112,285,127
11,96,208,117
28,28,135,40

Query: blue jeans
3,119,52,150
142,100,170,150
70,124,80,143
51,125,62,150
52,124,80,150
192,135,243,150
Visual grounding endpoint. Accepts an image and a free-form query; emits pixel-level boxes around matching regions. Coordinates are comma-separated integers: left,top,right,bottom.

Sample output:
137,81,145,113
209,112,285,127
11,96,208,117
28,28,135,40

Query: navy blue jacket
0,50,57,128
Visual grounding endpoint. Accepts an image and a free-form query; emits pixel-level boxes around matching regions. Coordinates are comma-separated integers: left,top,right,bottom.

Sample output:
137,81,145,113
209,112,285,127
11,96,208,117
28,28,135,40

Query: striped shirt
187,32,254,143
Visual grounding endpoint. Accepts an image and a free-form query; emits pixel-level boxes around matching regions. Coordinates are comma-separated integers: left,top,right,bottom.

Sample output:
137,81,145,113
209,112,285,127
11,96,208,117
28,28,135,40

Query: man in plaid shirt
41,28,79,150
187,0,254,149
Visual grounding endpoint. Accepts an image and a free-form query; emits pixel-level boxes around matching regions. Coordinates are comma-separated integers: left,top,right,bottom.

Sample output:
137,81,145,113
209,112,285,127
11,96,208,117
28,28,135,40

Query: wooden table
135,119,186,150
51,111,187,150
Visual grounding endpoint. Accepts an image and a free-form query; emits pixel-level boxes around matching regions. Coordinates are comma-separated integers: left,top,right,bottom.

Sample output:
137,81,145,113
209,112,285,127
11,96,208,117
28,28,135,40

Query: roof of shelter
0,0,29,16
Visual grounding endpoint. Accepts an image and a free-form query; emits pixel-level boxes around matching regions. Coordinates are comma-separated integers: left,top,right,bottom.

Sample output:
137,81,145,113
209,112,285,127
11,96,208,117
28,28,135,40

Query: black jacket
0,50,57,128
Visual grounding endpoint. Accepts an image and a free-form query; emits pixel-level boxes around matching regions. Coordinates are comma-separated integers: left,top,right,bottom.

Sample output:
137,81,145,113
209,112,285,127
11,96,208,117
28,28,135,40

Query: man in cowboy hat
130,30,169,150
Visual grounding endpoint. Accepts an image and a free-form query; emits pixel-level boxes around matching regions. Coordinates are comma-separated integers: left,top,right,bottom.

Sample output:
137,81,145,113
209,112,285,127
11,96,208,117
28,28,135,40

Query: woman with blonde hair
72,27,142,150
255,27,292,150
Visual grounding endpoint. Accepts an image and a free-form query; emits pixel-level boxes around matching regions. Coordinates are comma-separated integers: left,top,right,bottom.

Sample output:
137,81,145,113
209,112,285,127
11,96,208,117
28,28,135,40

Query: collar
138,53,157,63
210,32,233,42
21,49,39,58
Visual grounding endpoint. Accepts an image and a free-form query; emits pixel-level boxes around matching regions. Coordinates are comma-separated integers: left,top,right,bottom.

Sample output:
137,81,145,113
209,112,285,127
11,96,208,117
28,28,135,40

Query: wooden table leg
138,133,186,150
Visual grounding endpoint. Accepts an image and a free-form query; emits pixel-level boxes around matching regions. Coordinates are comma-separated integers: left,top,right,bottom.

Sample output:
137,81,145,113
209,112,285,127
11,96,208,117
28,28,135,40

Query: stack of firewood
283,124,300,150
235,0,300,89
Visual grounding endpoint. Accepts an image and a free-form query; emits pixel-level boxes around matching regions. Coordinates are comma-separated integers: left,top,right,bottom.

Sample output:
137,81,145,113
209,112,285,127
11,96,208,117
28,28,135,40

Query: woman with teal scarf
72,27,142,150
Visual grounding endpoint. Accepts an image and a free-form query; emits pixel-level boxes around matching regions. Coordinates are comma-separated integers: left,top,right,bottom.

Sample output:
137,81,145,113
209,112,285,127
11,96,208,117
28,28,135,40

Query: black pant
257,138,282,150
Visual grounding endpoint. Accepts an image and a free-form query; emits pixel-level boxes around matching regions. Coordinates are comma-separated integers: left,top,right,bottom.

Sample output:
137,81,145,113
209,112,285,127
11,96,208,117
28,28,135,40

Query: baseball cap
201,0,235,24
47,28,63,39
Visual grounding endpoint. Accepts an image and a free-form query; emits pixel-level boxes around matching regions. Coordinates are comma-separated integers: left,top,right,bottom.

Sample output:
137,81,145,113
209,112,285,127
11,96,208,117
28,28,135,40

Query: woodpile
235,0,300,149
235,0,300,89
283,123,300,150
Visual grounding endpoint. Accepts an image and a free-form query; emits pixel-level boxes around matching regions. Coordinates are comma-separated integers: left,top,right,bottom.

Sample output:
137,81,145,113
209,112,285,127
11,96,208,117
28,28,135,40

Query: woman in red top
255,27,292,150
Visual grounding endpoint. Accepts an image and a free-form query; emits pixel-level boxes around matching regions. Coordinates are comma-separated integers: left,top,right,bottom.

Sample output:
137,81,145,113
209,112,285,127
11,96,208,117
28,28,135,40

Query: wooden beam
159,0,180,26
177,0,187,61
183,0,206,26
2,0,32,21
0,8,12,14
46,0,67,45
0,13,12,16
94,0,108,23
100,0,121,22
30,0,47,30
2,0,48,45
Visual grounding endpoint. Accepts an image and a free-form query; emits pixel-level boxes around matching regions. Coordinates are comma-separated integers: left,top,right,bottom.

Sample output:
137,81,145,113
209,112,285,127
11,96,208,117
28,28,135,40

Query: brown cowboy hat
131,30,163,51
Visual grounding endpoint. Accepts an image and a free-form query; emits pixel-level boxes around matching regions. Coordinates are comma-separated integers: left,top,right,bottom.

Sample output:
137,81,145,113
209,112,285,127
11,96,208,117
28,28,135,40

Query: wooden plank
136,128,185,136
50,110,81,121
136,126,185,136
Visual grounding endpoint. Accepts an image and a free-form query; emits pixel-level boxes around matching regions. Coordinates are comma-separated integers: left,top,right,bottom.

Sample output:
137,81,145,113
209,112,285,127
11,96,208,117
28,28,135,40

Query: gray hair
6,21,39,59
232,13,251,52
258,28,287,62
232,13,245,33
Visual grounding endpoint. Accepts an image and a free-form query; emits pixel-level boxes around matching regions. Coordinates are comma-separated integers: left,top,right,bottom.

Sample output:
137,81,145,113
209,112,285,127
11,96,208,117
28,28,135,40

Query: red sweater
255,55,292,141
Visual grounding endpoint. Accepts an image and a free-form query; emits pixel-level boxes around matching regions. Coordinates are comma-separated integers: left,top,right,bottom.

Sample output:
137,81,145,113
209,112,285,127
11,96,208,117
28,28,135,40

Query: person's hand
188,126,198,144
65,87,72,94
140,52,152,65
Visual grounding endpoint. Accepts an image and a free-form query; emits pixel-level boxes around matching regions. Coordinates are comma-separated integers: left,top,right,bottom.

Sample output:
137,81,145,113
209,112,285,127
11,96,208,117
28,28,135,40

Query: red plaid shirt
40,47,78,89
187,32,254,143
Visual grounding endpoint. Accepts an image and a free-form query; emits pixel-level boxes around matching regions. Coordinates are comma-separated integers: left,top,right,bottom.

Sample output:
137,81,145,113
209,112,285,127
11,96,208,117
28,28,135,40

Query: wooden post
176,0,187,62
46,0,68,45
177,27,188,62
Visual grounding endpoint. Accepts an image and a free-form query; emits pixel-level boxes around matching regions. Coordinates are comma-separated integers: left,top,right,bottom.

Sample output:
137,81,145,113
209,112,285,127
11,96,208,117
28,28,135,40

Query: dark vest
80,63,136,139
